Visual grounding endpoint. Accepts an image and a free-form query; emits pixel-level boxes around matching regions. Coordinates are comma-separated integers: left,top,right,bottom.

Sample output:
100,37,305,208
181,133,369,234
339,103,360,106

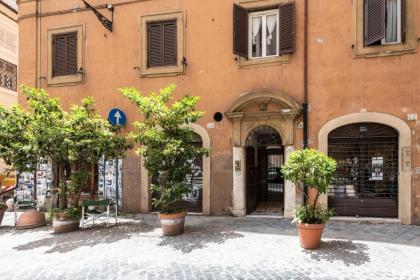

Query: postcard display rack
17,160,53,209
98,158,123,208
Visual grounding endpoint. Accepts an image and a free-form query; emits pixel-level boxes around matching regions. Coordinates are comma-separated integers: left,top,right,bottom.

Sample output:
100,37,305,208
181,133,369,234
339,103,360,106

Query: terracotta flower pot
159,211,186,236
52,211,80,234
0,207,6,226
16,209,47,229
297,223,325,250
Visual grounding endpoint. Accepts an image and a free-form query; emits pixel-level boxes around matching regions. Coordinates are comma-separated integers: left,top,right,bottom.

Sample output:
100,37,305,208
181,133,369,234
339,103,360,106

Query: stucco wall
17,0,420,221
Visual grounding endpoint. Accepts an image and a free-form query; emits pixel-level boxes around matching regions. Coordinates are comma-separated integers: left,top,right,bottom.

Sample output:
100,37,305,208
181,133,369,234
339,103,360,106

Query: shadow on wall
304,240,370,266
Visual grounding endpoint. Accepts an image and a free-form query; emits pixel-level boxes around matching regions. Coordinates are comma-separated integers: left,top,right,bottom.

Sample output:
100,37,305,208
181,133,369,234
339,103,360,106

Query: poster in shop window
371,157,383,181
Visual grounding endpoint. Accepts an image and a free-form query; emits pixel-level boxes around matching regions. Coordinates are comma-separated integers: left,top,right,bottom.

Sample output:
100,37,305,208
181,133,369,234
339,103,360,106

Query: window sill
47,75,84,87
353,43,417,58
140,65,185,78
237,54,290,68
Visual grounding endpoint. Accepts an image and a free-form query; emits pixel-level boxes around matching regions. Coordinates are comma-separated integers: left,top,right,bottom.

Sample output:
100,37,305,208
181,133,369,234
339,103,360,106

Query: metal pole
303,0,309,204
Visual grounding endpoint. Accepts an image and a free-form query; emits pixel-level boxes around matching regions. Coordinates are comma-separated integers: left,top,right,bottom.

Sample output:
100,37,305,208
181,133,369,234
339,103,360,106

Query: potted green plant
0,202,7,226
282,149,337,249
48,206,81,233
120,84,209,236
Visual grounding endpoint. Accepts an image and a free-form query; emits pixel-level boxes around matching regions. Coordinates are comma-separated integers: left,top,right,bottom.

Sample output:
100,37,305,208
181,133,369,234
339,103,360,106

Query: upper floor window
233,2,295,60
52,32,78,77
355,0,415,57
365,0,405,46
249,10,279,59
47,25,84,86
147,20,177,68
140,11,185,77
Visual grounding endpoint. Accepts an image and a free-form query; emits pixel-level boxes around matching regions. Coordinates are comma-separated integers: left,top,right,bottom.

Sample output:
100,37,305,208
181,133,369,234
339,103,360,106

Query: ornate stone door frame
226,91,301,217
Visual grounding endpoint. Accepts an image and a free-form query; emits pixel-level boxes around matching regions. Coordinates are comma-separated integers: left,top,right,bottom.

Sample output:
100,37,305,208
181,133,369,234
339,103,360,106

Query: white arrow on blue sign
108,108,127,126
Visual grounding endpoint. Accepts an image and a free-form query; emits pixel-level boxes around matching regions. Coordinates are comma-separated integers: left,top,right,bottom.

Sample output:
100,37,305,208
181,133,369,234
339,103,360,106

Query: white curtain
266,15,277,45
252,17,262,44
385,0,398,43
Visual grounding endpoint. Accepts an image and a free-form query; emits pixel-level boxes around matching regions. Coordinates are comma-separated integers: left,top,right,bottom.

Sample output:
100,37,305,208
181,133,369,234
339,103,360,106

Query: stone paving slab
0,212,419,280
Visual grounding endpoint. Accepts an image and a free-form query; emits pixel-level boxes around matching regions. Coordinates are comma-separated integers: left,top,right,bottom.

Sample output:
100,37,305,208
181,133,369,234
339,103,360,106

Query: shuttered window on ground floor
328,123,399,218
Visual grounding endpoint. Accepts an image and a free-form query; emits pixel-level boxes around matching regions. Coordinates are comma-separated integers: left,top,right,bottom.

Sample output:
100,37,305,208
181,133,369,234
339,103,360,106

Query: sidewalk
0,212,419,280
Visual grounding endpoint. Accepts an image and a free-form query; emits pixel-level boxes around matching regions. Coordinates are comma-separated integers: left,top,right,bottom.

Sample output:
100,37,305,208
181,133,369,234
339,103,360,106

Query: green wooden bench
81,199,118,229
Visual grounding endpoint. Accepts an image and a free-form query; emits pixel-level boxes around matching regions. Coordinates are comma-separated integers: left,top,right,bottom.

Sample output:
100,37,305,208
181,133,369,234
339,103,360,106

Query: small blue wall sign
108,108,127,126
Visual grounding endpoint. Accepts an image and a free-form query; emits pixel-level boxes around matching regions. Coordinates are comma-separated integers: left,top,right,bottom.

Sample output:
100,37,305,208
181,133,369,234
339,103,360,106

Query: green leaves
120,84,209,212
282,149,337,195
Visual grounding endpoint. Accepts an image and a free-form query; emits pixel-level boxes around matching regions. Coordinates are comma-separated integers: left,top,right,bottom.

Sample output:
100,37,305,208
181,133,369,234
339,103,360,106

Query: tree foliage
0,86,132,210
282,149,337,224
120,84,209,212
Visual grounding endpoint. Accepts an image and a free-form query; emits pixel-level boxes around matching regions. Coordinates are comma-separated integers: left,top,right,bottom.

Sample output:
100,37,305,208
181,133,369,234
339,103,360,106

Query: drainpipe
35,0,40,88
302,0,309,203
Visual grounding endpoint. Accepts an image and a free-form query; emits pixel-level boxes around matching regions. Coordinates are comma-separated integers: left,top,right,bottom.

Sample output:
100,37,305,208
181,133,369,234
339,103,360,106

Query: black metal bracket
83,1,114,32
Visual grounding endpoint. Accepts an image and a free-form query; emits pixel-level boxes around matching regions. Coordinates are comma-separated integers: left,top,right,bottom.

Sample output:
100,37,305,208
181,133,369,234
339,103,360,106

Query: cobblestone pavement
1,212,420,280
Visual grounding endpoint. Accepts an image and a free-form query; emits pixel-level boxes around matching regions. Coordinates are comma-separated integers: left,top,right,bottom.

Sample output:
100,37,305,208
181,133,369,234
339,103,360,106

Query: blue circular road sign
108,108,127,126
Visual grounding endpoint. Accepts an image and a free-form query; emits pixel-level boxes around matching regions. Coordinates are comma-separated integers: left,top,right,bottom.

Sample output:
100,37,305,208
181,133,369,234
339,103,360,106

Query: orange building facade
17,0,420,225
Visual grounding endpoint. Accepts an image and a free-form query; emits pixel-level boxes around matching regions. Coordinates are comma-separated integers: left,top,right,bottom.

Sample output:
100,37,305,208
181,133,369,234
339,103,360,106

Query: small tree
120,84,209,213
0,105,38,187
66,97,132,206
282,149,337,224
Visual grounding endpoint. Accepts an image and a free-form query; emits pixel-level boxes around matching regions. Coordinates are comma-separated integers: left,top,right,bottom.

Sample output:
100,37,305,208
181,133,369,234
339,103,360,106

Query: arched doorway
318,112,412,224
328,123,399,218
141,124,211,215
225,90,302,217
245,126,284,214
151,132,204,213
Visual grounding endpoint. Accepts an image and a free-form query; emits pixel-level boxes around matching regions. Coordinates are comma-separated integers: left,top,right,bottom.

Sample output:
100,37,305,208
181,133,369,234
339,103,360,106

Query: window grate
0,58,17,91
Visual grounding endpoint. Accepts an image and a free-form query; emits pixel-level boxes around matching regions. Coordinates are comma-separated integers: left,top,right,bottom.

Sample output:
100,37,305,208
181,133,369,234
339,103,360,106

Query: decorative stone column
232,146,246,216
283,145,296,218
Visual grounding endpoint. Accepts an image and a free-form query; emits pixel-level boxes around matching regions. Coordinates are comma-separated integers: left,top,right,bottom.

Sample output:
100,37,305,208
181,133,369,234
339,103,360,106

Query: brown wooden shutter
163,21,177,66
148,20,177,68
52,32,78,77
66,34,78,75
148,23,163,67
364,0,385,46
53,36,66,77
279,1,296,55
233,4,248,58
401,0,406,42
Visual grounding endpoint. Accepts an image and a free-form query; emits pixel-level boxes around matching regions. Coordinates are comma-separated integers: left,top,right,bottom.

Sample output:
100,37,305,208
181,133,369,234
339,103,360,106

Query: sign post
107,108,127,209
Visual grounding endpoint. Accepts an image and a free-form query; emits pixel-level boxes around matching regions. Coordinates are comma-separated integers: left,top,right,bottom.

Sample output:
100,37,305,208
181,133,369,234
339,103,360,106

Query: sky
1,0,17,11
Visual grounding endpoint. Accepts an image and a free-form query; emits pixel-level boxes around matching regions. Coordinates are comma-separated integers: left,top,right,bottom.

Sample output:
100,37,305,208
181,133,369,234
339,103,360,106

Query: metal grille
246,126,282,147
0,58,17,91
328,123,398,199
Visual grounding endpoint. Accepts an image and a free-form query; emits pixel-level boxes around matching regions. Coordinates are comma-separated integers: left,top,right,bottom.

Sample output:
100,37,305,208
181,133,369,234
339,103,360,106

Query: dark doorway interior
245,126,284,215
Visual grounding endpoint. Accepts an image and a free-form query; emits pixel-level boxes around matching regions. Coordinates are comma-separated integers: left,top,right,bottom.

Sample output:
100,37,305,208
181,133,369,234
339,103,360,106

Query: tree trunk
58,162,67,209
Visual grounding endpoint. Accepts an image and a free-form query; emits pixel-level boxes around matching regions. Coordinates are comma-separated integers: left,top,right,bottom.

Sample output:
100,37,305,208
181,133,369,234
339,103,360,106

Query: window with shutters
47,25,84,85
147,20,177,68
233,1,295,68
140,11,185,77
52,32,78,77
354,0,416,57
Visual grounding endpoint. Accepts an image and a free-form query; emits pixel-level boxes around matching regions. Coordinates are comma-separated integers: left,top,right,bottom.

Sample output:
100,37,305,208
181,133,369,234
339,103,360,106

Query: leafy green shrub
282,149,337,224
293,204,335,224
48,207,81,221
120,84,209,213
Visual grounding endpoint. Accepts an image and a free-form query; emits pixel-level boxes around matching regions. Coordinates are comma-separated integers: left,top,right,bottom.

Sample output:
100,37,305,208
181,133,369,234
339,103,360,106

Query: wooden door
246,147,259,213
